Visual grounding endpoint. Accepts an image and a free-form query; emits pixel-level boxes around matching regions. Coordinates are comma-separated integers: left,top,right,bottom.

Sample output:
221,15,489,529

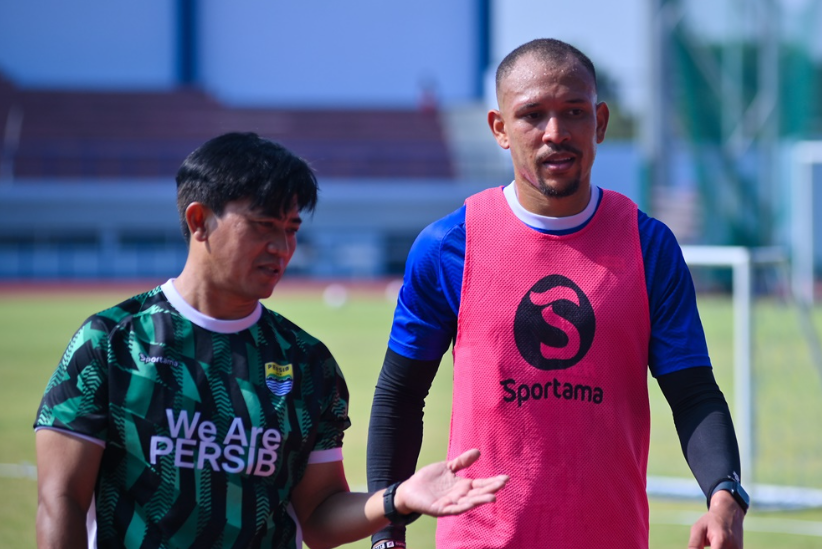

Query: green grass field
2,281,822,548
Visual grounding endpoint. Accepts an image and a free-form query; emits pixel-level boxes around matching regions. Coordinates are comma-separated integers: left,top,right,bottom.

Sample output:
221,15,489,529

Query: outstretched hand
393,449,509,517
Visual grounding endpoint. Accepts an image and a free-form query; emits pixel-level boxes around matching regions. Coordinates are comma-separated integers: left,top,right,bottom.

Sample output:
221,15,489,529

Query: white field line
651,510,822,537
0,462,37,479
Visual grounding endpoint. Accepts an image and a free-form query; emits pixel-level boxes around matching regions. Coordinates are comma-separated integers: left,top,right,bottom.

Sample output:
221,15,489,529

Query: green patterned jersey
35,280,351,549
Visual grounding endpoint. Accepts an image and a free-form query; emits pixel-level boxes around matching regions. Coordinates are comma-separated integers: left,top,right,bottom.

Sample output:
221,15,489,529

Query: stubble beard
535,173,581,199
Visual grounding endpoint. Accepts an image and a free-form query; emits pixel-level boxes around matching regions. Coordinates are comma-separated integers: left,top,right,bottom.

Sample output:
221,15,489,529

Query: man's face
204,198,301,302
489,53,609,214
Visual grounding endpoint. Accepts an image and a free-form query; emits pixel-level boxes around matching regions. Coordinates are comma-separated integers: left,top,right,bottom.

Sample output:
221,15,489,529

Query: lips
258,264,282,278
541,154,575,172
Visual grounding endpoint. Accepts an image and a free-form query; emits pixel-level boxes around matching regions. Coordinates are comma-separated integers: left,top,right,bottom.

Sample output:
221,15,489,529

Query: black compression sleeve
657,366,742,498
367,348,440,543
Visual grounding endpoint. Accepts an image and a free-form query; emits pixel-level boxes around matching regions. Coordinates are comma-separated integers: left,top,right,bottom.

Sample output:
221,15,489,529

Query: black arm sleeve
656,366,742,498
367,347,441,544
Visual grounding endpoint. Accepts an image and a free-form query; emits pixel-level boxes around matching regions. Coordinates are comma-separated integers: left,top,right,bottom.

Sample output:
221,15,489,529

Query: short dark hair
175,132,319,242
495,38,597,93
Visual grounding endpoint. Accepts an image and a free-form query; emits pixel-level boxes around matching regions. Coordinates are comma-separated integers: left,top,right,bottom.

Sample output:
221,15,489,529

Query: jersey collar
503,182,600,233
161,279,263,333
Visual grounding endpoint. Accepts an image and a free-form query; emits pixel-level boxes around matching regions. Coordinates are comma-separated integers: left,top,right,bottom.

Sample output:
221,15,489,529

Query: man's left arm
657,366,746,548
640,213,745,546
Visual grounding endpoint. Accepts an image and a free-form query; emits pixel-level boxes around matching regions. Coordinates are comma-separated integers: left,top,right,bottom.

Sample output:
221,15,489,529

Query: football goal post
646,245,822,509
791,141,822,306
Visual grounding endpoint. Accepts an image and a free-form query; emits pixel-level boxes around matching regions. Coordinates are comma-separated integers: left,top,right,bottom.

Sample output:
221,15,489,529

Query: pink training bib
438,187,651,548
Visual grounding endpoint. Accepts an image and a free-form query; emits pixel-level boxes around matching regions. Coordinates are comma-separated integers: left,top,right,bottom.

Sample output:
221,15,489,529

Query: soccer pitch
1,281,821,548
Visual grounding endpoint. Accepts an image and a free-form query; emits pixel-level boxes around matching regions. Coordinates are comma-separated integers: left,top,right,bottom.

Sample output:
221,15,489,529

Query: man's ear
185,202,211,242
595,101,610,143
488,109,510,150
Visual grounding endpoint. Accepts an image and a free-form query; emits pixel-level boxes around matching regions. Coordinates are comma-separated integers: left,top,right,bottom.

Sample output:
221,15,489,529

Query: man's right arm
36,429,103,549
367,208,465,546
366,348,440,544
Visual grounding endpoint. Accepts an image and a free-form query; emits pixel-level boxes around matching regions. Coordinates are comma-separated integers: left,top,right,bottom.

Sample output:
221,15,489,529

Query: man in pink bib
367,39,747,548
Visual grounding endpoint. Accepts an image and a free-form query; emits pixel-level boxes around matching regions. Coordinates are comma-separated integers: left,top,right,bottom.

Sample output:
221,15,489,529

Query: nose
266,231,291,257
542,115,569,144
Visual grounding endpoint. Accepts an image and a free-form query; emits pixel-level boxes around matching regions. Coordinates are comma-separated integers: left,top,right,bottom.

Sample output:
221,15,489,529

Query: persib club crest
265,362,293,396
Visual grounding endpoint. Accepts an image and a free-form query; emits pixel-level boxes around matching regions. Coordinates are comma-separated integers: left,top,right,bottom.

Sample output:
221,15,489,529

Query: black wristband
383,482,422,526
372,541,407,549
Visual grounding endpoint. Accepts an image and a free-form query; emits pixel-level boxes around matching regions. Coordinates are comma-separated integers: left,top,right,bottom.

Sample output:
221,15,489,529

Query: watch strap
708,478,750,514
372,541,407,549
383,482,422,526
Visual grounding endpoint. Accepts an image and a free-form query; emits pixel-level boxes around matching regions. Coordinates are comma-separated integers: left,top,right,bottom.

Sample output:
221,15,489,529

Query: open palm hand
395,449,509,517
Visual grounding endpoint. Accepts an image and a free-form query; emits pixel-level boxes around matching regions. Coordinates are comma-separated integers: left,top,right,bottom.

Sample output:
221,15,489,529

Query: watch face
711,479,749,512
735,483,751,507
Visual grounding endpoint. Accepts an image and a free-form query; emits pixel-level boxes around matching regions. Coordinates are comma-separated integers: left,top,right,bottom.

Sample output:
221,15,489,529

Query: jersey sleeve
33,316,111,442
639,211,712,376
388,206,466,361
312,352,351,452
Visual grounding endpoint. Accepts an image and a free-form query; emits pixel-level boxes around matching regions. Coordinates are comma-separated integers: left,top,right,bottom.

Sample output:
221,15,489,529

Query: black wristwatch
709,477,750,514
383,482,422,526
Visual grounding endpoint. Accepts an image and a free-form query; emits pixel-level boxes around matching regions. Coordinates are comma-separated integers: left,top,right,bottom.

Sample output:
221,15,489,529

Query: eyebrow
280,212,303,225
519,96,589,109
249,211,303,225
276,214,303,225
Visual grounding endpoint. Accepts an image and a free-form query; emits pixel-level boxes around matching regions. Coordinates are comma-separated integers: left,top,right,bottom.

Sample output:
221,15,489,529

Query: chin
249,279,280,301
260,282,280,299
538,178,580,199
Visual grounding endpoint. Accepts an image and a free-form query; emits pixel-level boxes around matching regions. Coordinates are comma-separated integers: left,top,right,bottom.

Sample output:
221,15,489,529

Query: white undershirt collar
161,279,262,333
503,182,600,232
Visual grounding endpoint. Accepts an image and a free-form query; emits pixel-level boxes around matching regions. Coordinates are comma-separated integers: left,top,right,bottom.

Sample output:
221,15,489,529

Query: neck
514,179,592,217
175,264,259,320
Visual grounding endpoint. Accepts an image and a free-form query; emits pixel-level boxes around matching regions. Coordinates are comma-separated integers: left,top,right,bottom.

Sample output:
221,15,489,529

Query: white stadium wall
197,0,479,107
0,1,480,107
0,2,177,89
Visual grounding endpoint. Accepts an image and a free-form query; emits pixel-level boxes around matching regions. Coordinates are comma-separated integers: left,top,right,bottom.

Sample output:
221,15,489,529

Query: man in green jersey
34,132,508,549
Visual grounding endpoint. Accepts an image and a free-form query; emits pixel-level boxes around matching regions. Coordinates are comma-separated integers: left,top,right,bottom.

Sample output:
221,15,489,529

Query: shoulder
36,290,168,430
601,188,639,208
259,307,336,363
636,209,686,266
414,205,466,251
404,204,466,294
73,286,168,344
95,286,169,325
637,208,678,242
